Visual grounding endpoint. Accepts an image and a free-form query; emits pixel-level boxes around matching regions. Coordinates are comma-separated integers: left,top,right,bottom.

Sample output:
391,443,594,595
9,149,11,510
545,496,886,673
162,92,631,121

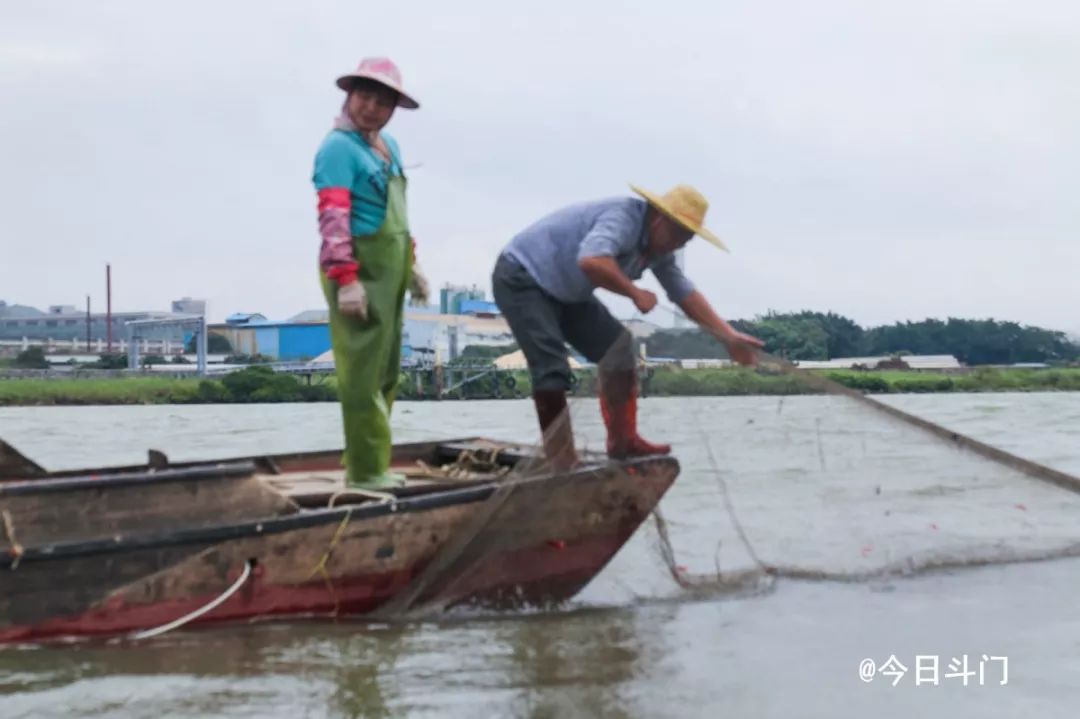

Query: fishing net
633,366,1080,602
518,333,1080,605
662,395,1079,588
386,324,1080,618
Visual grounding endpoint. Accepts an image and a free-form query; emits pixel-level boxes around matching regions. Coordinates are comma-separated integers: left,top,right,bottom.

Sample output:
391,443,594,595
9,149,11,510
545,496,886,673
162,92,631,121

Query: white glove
409,265,430,306
337,281,368,320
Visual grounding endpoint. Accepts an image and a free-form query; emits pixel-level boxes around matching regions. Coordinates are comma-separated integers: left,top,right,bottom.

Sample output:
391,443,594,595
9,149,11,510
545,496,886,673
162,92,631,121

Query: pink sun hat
335,57,420,109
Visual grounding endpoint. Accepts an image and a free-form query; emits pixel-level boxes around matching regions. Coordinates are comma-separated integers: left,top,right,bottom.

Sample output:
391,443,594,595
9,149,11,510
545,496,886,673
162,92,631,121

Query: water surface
1,393,1078,718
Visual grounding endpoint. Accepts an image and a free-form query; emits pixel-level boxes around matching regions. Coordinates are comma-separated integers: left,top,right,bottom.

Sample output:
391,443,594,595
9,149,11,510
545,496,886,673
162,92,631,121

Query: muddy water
1,393,1078,718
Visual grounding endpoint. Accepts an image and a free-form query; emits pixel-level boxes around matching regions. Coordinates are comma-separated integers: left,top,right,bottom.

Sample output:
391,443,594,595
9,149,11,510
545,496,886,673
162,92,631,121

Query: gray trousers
492,253,634,392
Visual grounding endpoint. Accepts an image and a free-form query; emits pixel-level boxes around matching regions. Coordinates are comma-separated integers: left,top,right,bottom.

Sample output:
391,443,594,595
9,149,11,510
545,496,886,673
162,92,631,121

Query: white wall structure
795,355,962,370
405,313,514,360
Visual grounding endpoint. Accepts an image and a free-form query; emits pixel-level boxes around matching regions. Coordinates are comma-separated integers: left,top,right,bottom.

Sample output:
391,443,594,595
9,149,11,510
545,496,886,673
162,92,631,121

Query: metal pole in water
434,348,444,399
197,314,208,376
106,264,113,354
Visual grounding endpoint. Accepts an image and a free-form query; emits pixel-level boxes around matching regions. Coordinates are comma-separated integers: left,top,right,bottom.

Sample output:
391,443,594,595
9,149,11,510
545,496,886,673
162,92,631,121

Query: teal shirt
313,129,404,236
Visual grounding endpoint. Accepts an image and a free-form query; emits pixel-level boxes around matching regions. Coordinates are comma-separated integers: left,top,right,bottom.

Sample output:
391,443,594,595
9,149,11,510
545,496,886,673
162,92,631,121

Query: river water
1,393,1078,718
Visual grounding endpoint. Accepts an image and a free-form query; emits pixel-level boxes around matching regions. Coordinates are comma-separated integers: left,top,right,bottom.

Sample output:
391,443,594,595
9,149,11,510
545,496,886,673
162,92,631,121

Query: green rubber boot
348,471,406,490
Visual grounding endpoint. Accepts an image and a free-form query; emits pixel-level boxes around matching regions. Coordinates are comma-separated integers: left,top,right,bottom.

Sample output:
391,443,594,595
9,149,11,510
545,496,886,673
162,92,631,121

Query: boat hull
0,454,677,643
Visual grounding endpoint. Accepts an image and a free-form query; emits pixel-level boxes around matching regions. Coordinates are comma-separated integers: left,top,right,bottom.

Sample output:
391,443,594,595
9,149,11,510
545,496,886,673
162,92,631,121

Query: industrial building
221,308,516,364
0,298,205,351
265,287,514,366
210,317,331,362
404,311,514,360
0,283,513,363
440,284,500,316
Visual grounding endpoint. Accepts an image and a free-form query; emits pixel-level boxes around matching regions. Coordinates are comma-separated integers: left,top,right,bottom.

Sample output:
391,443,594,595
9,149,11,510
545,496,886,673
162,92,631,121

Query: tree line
646,312,1080,365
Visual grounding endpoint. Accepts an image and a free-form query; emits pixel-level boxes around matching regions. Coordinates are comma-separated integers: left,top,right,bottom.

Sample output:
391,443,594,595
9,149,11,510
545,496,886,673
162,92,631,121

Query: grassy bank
646,366,1080,396
1,366,1078,407
0,367,336,406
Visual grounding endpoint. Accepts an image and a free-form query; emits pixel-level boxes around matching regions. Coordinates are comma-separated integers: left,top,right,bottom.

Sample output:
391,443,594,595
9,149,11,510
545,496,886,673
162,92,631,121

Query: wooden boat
0,438,679,643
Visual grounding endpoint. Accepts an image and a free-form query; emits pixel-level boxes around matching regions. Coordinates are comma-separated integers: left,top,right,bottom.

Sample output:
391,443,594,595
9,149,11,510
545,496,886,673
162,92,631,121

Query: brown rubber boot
532,389,578,471
598,368,671,459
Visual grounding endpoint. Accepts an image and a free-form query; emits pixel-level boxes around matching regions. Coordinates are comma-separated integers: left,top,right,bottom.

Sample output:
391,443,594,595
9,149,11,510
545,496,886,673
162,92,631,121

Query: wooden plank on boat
262,463,497,506
261,470,346,499
435,439,535,465
248,438,471,476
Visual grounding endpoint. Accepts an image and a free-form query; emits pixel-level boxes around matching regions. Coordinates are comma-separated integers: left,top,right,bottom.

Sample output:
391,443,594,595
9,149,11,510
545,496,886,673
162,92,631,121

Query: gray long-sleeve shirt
502,197,695,304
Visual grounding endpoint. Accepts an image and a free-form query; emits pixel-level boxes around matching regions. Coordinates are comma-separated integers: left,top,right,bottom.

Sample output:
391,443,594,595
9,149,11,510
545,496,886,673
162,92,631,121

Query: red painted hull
0,533,624,644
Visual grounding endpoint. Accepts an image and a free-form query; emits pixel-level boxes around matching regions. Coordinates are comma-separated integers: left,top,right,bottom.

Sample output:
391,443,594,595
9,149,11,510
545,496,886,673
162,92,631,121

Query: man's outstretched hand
718,328,765,366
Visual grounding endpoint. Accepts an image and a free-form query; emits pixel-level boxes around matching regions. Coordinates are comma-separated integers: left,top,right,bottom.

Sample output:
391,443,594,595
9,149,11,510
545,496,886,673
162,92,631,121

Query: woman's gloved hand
409,266,430,306
337,280,369,320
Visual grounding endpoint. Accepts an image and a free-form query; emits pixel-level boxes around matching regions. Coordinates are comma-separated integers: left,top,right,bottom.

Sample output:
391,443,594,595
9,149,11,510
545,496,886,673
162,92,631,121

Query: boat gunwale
16,437,489,481
0,461,258,498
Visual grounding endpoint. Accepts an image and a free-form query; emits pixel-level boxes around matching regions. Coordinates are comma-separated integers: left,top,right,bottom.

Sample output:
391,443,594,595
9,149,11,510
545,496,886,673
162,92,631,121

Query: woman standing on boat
313,57,429,489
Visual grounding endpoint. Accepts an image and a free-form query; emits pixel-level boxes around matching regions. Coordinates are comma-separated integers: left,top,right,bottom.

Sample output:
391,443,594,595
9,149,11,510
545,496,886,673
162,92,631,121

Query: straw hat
630,184,728,251
336,57,420,109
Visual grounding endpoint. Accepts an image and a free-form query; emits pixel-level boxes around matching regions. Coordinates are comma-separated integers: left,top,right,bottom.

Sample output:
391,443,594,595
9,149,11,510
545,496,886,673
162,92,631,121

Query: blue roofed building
216,286,511,363
209,317,331,361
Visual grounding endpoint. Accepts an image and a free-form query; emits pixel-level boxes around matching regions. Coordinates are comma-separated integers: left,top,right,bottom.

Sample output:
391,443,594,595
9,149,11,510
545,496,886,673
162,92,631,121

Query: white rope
129,559,254,640
328,489,396,507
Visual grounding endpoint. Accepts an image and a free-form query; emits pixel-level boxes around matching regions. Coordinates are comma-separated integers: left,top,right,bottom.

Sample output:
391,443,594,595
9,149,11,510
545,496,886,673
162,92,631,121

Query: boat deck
260,466,483,504
0,437,607,516
257,438,558,507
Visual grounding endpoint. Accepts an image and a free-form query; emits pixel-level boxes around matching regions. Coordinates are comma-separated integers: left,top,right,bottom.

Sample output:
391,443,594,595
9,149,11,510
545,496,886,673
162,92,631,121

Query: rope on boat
305,505,363,615
306,490,400,615
413,448,513,482
2,510,23,571
311,449,516,617
328,488,396,507
311,469,488,619
129,559,254,640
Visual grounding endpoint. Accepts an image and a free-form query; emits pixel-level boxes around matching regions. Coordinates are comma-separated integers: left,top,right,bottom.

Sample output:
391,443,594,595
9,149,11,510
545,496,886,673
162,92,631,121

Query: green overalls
320,174,412,487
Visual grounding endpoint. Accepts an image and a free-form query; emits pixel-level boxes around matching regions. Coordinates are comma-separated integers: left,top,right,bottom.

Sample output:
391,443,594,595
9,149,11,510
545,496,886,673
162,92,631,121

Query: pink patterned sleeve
317,187,358,284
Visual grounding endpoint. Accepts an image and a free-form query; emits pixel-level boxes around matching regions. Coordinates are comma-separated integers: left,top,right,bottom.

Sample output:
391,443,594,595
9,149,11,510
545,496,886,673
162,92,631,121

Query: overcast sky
1,1,1077,332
